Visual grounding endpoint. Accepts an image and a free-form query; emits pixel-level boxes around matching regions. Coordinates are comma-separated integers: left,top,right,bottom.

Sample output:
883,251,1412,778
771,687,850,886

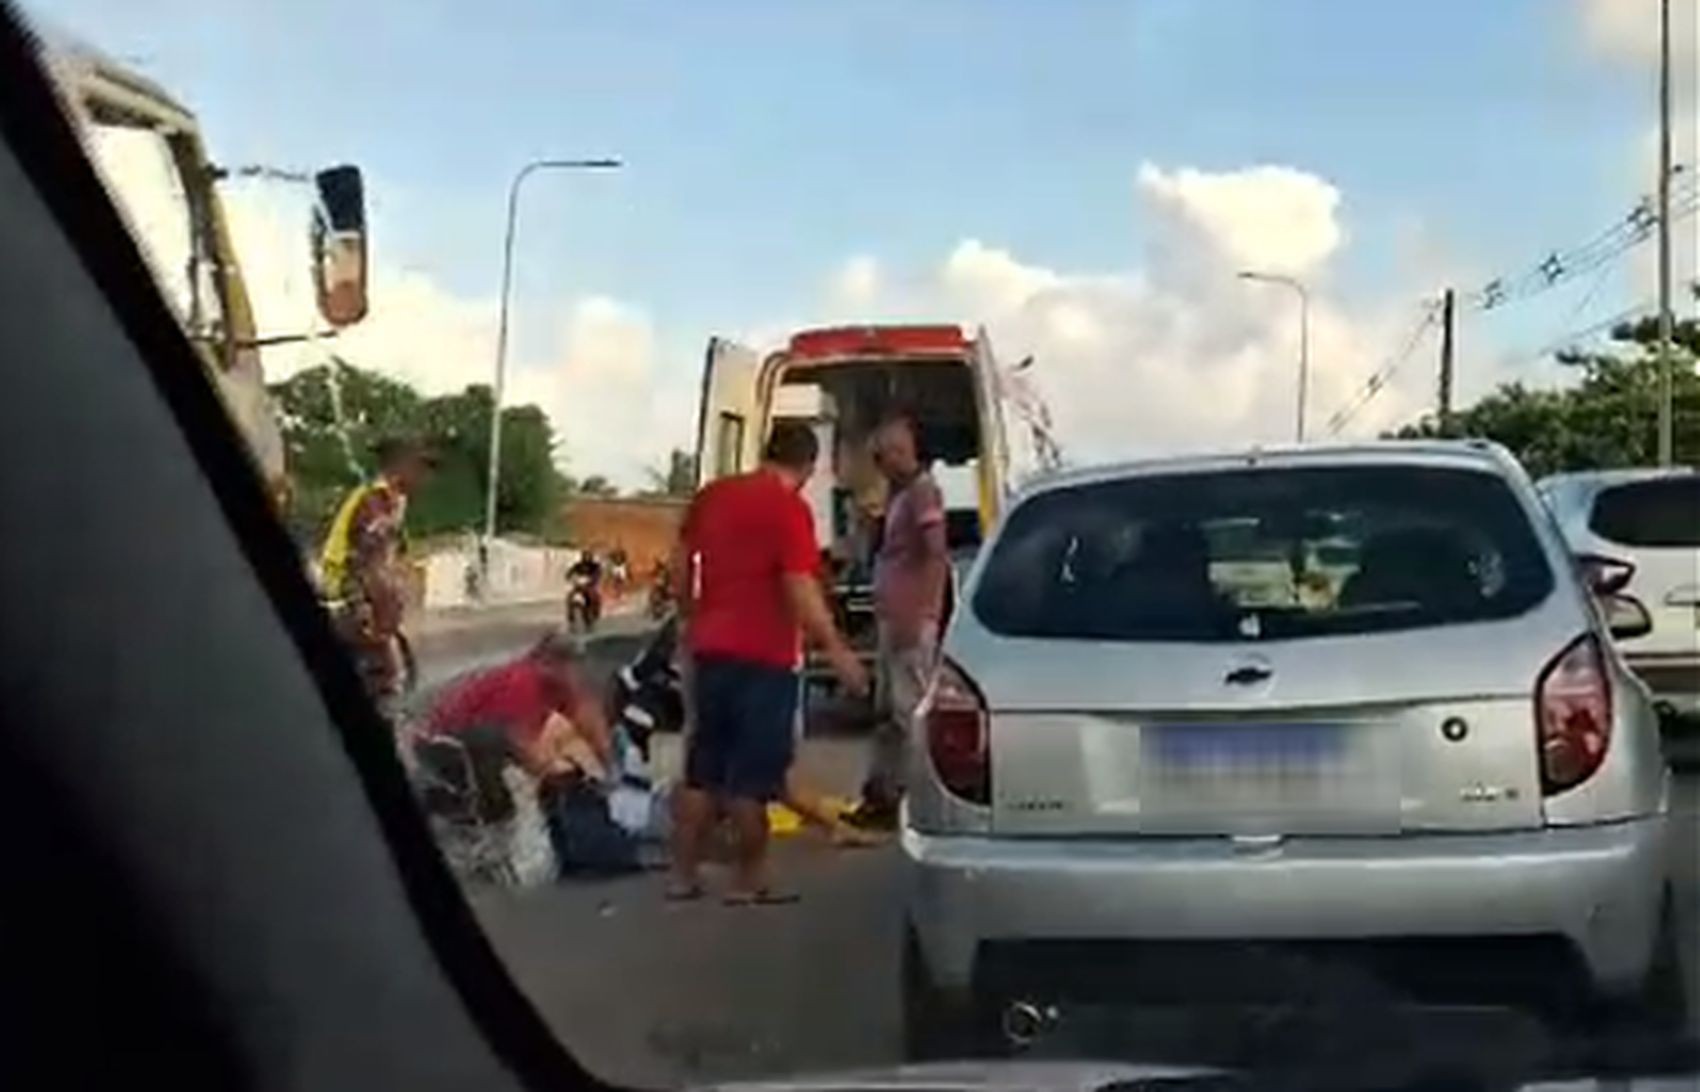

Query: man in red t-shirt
419,632,613,818
667,422,868,904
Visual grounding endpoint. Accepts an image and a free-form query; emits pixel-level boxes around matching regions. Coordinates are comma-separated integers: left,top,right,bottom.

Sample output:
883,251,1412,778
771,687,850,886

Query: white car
902,442,1678,1054
1538,469,1700,724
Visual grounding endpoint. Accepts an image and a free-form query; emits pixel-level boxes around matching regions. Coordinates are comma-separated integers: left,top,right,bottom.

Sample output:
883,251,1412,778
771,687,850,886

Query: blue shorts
686,655,799,802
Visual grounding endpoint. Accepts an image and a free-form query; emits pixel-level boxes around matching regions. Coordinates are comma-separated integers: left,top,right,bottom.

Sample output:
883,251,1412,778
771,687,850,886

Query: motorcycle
565,573,601,634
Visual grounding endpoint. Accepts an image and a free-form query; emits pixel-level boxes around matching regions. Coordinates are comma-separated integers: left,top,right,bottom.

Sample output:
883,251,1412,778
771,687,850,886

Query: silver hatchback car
902,442,1676,1051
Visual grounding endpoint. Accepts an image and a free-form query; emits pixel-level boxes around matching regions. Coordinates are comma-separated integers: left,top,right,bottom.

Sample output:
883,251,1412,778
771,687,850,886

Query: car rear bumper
902,817,1669,1002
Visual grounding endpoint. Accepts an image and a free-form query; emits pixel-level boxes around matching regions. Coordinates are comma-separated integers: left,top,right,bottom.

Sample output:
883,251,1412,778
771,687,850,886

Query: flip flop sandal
723,888,800,907
663,882,705,902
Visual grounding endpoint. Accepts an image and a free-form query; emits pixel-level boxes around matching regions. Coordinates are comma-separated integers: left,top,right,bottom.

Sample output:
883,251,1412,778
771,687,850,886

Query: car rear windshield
973,464,1555,642
1588,478,1700,548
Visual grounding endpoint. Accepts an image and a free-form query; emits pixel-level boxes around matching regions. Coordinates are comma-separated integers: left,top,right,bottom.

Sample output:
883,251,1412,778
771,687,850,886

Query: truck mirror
311,165,368,327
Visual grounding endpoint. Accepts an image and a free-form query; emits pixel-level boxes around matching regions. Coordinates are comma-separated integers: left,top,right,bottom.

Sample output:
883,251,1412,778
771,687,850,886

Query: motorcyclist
608,545,631,597
566,549,604,628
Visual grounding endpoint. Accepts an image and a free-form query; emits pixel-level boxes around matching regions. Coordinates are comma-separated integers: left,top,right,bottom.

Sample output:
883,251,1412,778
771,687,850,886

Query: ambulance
694,324,1062,706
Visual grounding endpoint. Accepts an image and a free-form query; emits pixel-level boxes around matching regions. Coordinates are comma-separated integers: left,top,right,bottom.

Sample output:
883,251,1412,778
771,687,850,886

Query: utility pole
1656,0,1675,465
1438,288,1456,433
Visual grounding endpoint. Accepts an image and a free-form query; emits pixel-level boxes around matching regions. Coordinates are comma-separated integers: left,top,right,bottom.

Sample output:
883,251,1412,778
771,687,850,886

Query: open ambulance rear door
695,337,765,487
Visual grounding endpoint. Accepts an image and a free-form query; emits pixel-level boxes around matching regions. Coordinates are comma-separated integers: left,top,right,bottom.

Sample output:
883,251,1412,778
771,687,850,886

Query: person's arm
513,730,560,780
782,573,868,696
914,480,951,636
777,496,869,695
566,670,615,768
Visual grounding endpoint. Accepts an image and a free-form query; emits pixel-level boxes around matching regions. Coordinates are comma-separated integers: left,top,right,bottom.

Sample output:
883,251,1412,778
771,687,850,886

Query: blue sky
29,0,1688,480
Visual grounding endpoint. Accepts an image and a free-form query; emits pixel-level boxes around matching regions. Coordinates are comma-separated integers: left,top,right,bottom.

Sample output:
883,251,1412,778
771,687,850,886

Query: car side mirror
311,165,368,327
1603,593,1653,640
1576,552,1634,597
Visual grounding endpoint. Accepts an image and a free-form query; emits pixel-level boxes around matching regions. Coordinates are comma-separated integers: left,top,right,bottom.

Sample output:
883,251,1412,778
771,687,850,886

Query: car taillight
923,658,990,805
1535,634,1613,795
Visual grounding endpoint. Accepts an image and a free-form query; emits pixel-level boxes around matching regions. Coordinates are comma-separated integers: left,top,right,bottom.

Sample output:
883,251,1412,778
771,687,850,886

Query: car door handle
1224,666,1273,686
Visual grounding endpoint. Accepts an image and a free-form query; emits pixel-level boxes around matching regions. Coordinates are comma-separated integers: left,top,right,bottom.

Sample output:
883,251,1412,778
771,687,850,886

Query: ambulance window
714,412,745,477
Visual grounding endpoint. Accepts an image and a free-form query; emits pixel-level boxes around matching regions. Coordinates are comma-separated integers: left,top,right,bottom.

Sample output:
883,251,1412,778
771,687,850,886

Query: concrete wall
419,537,579,610
561,496,688,581
408,497,688,612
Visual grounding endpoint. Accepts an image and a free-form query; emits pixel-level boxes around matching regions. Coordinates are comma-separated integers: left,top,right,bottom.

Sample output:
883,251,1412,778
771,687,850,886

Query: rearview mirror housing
311,165,368,327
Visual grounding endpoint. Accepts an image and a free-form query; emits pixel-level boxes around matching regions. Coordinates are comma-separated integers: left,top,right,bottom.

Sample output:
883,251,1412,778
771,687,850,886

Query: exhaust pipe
1000,1000,1058,1048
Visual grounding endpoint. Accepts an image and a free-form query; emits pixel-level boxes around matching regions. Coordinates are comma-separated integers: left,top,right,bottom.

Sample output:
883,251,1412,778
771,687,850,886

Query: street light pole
1655,0,1675,466
1239,270,1311,443
482,158,621,576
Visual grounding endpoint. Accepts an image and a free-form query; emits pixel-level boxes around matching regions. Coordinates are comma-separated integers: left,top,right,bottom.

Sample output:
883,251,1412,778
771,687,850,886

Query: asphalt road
413,625,1700,1089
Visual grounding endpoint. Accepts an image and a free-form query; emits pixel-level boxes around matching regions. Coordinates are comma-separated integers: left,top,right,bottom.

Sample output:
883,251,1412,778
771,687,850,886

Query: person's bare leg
667,785,714,897
724,796,774,899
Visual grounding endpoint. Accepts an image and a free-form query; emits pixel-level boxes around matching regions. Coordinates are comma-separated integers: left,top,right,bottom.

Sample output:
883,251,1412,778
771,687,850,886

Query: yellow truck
43,40,369,507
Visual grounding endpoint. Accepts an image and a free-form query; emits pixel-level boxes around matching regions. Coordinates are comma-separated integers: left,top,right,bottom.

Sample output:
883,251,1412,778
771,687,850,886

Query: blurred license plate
1149,722,1343,771
1141,721,1396,834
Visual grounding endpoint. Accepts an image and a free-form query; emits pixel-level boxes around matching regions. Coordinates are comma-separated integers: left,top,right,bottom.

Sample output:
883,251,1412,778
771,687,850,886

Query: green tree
642,448,697,496
576,475,618,498
1394,316,1700,479
269,359,568,543
271,359,421,541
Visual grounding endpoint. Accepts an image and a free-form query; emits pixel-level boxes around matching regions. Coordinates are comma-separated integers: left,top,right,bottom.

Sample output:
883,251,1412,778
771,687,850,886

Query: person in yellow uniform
319,437,436,713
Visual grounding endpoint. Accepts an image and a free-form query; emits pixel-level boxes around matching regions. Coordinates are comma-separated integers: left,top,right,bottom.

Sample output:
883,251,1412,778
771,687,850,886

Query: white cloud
1582,0,1657,62
744,163,1428,462
942,239,1063,312
916,164,1428,458
830,254,882,308
1135,162,1345,276
507,297,694,484
1578,0,1697,64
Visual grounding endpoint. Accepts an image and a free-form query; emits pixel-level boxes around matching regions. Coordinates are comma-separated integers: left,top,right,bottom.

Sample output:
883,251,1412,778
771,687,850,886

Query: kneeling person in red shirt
419,632,613,821
668,422,869,904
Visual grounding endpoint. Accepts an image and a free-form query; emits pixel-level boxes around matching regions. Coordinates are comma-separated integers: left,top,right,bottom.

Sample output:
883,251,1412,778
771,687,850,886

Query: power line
1323,300,1444,437
1558,259,1619,335
1318,170,1694,441
1496,300,1656,376
1463,169,1697,314
1378,300,1656,438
